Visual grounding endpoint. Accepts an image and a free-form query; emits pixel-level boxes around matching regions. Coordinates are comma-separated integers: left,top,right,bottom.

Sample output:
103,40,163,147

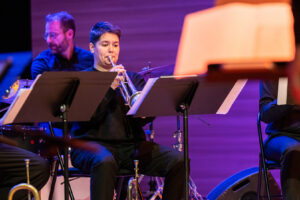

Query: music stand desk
1,71,116,124
128,75,246,199
0,71,116,200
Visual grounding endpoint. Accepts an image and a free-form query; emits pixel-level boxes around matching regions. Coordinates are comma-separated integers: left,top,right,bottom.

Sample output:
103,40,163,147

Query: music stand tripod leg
180,103,190,200
48,122,75,200
59,106,70,200
174,116,203,200
56,79,79,200
178,81,198,200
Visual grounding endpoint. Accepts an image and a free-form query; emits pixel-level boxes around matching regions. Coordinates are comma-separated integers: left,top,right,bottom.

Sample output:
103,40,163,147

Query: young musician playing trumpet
70,21,184,200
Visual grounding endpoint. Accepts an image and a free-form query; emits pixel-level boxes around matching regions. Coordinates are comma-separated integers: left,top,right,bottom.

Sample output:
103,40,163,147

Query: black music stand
1,71,116,200
127,75,245,200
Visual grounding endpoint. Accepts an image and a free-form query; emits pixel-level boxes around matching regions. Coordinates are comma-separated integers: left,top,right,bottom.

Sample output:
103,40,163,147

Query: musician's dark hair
45,11,76,38
89,21,121,44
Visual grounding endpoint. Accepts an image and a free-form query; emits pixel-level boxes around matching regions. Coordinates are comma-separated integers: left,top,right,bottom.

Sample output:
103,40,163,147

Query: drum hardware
138,63,175,81
173,116,183,152
1,79,34,104
0,125,46,155
144,122,164,200
147,177,163,200
141,61,152,73
174,115,203,200
8,159,40,200
0,125,98,157
145,122,157,195
143,116,204,200
108,56,141,107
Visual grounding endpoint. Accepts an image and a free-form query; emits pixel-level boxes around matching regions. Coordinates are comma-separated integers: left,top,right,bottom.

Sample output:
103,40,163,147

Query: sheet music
127,76,245,116
0,75,40,125
277,77,297,105
277,77,288,105
127,77,159,115
216,79,247,114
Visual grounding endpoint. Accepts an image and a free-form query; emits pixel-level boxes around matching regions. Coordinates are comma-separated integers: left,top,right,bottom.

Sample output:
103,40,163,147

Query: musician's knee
92,154,118,175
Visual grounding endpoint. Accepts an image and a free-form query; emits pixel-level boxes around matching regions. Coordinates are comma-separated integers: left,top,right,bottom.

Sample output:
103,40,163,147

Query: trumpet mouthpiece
108,56,116,68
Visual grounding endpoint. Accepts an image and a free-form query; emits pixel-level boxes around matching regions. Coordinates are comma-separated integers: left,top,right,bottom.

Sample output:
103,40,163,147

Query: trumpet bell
128,91,141,108
108,56,141,108
8,183,40,200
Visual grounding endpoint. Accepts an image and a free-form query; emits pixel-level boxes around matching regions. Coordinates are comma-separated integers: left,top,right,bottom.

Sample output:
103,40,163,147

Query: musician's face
44,21,69,55
90,32,120,71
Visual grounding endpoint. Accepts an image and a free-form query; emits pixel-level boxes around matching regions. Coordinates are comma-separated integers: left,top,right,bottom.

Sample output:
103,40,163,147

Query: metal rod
257,113,271,200
182,104,189,200
25,159,31,200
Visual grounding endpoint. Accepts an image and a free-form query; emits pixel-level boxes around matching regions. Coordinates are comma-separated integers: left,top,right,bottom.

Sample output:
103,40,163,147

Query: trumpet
108,56,141,107
8,159,40,200
127,160,143,200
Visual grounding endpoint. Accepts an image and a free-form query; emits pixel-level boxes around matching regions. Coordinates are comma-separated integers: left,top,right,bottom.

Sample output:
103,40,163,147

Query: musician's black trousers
71,141,185,200
265,135,300,200
0,143,50,200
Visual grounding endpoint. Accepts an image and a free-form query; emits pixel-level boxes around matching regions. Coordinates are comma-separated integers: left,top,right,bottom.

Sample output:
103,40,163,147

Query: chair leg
48,155,75,200
48,160,59,200
262,166,271,200
257,154,263,200
259,152,272,200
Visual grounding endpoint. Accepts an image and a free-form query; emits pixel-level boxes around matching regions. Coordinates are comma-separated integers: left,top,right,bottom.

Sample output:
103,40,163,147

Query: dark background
0,0,31,53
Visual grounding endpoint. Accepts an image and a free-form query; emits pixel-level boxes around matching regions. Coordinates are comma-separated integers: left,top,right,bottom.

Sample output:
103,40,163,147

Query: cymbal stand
174,115,203,200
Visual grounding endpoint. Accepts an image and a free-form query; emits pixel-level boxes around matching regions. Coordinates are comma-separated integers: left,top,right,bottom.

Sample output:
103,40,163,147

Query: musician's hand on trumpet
108,55,141,107
110,64,126,90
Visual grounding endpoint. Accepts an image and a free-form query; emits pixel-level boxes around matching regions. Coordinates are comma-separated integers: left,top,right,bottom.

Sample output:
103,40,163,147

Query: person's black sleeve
31,54,50,79
259,81,295,123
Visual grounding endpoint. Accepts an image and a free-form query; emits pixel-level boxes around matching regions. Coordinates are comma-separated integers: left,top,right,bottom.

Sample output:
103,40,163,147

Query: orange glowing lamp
174,2,295,76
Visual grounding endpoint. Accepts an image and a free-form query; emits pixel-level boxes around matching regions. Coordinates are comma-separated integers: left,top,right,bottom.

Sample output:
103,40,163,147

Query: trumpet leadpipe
108,56,141,107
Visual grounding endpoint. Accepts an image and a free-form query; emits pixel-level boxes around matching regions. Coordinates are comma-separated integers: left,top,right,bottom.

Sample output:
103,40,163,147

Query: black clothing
293,0,300,44
72,67,150,143
260,80,300,199
0,143,49,200
31,46,93,79
71,68,184,200
259,80,300,137
71,141,184,200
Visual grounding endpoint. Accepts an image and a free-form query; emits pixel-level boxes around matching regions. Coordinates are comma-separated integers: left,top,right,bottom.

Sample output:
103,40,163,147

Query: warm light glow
174,3,295,76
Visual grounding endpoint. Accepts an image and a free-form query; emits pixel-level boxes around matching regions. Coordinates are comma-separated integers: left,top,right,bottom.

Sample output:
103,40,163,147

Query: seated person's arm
31,54,50,80
259,81,296,123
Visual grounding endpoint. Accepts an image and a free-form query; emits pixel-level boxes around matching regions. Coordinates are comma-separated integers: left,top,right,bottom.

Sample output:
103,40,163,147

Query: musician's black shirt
293,0,300,45
71,67,153,144
31,46,93,79
259,80,300,137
